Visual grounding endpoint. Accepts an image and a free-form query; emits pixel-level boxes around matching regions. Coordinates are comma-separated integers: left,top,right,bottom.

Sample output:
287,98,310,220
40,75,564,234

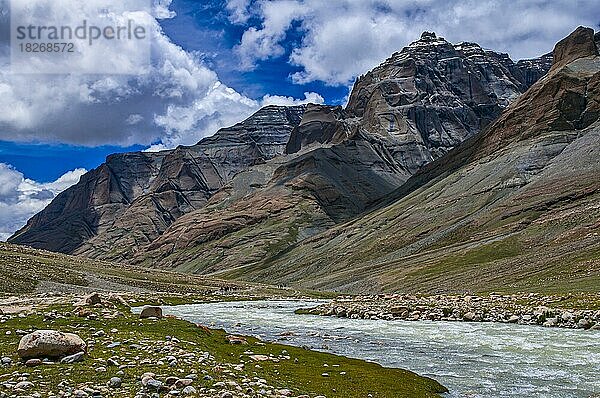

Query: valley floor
1,242,599,397
0,243,446,398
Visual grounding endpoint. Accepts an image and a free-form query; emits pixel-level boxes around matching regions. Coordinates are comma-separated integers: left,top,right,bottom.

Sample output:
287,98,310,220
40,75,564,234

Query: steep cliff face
285,104,350,154
516,53,553,87
9,106,306,257
8,152,167,254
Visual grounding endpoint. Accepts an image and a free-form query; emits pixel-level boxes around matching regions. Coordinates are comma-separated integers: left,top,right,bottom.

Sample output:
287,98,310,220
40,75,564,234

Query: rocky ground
303,293,600,330
0,293,446,398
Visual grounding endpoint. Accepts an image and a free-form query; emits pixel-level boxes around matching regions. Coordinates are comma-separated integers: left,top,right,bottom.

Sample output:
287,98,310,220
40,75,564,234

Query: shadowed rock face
516,53,553,87
9,106,306,257
285,104,350,154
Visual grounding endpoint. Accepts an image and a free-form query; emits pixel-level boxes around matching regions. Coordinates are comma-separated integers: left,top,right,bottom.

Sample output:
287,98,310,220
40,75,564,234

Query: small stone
108,377,122,388
174,379,193,389
165,376,178,386
226,335,247,345
25,358,42,367
85,293,102,306
92,330,106,338
14,381,34,390
182,386,197,395
73,389,89,398
463,312,477,322
249,355,269,361
578,318,592,329
145,379,163,390
61,351,85,364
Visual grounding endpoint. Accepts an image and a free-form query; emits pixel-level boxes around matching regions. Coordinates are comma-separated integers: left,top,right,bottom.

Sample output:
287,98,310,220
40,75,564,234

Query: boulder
463,312,477,322
139,306,163,319
577,318,592,329
17,330,86,359
85,293,102,306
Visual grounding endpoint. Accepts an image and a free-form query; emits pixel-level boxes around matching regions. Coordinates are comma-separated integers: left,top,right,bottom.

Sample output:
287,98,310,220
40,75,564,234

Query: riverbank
0,293,447,398
300,293,600,329
162,299,600,398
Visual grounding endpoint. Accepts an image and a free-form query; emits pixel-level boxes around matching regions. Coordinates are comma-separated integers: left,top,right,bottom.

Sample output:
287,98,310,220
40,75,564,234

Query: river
161,300,600,398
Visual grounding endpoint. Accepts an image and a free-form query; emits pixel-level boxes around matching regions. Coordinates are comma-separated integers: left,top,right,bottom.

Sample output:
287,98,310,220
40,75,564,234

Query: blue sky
0,0,598,239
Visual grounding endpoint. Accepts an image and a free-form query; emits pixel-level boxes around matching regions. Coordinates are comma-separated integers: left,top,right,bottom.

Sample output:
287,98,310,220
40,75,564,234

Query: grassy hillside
0,242,314,299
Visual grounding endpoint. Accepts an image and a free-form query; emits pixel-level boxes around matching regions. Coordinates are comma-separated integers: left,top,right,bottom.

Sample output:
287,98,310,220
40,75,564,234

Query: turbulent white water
163,300,600,398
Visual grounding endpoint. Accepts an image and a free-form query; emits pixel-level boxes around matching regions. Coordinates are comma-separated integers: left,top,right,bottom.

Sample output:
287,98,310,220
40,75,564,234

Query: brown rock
552,26,598,71
139,306,163,319
85,293,102,306
25,359,42,367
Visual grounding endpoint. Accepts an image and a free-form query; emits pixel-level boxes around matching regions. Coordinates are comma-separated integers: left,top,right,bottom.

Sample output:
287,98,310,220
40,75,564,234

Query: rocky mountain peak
516,53,553,87
552,26,598,71
344,31,551,175
420,31,437,40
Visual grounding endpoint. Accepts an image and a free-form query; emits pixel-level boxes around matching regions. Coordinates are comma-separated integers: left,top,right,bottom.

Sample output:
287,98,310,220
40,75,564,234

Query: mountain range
9,27,600,294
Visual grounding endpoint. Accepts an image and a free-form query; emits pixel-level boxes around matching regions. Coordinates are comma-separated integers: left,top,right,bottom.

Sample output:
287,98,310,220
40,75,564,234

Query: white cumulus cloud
0,164,87,241
0,0,322,149
229,0,600,85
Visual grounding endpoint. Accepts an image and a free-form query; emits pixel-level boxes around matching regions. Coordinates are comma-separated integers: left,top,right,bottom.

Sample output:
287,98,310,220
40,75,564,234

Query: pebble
25,359,42,367
309,293,600,329
108,377,122,388
14,381,34,390
61,351,85,364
